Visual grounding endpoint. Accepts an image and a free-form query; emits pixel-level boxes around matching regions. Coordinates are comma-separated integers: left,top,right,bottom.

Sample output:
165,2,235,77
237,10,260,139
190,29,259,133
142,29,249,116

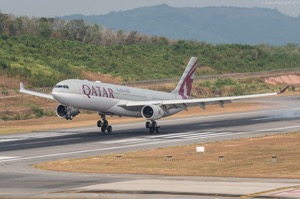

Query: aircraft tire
107,125,112,133
101,126,106,133
97,120,102,127
152,121,157,128
155,127,160,133
146,121,151,128
149,127,155,134
103,120,109,128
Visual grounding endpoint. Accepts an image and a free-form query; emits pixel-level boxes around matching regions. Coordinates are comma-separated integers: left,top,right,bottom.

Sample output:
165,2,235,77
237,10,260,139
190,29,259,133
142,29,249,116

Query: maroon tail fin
171,57,198,99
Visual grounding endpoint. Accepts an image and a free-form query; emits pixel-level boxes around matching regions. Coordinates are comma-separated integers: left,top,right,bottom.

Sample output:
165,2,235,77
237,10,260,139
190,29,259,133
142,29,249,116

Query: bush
31,107,45,118
1,115,10,121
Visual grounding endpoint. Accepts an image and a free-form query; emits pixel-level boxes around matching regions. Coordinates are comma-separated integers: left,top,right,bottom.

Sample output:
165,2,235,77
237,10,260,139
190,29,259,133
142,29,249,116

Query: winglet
278,85,289,94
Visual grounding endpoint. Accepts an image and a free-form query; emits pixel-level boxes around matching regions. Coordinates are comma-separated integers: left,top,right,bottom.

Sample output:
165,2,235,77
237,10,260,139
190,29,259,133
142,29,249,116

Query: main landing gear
97,114,112,133
146,120,160,134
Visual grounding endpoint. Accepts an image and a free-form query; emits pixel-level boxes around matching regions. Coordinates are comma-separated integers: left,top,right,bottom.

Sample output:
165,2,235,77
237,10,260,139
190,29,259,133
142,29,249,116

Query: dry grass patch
35,132,300,178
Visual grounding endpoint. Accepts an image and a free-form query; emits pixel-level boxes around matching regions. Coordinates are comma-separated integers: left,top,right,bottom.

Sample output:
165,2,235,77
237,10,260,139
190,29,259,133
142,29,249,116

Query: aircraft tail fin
171,57,198,99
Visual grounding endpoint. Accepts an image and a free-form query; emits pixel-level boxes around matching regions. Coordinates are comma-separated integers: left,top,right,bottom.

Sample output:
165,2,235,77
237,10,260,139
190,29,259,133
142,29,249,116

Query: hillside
1,35,300,88
1,11,300,88
62,4,300,45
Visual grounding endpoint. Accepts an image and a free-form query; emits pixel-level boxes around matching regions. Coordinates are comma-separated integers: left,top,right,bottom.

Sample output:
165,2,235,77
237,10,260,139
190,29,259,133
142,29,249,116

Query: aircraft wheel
150,127,155,134
97,120,102,127
152,121,157,128
107,125,112,133
155,127,161,133
101,126,106,133
146,121,151,128
103,120,109,128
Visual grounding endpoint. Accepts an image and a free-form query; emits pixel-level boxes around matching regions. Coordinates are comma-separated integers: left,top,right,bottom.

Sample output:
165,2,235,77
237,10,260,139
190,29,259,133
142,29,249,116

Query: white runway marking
0,156,19,160
0,139,20,143
101,138,145,144
99,131,238,145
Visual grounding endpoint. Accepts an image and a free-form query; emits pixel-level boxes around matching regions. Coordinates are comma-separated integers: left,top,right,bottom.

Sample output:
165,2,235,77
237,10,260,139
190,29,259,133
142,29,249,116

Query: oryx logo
178,60,197,99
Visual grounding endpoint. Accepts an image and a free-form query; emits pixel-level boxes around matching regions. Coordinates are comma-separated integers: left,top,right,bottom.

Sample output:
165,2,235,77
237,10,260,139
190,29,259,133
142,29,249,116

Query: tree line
0,12,171,46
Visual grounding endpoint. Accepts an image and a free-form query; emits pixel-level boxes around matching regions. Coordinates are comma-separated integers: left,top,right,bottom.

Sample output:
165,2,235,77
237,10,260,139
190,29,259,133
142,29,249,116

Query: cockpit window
55,85,69,89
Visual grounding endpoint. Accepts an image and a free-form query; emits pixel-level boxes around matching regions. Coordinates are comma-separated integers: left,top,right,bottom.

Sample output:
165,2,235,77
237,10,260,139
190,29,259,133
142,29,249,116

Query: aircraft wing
119,86,288,109
19,82,54,100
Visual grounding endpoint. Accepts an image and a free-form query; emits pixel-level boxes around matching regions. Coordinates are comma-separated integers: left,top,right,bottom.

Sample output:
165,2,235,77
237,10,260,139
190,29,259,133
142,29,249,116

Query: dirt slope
265,74,300,85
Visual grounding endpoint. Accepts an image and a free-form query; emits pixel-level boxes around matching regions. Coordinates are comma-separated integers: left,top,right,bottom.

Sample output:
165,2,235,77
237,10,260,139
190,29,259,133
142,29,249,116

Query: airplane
19,57,288,134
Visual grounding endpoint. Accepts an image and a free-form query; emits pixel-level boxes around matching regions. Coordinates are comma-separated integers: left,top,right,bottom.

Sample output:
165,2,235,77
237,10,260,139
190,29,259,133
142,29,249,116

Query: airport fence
122,67,300,87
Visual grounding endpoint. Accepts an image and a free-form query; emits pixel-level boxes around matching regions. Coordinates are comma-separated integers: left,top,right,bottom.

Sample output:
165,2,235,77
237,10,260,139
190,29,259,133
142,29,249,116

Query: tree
63,19,88,42
38,18,53,38
0,12,10,35
125,31,138,45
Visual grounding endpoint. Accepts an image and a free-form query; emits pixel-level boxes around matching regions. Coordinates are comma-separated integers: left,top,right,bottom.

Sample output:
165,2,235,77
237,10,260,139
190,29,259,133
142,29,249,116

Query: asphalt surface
0,95,300,198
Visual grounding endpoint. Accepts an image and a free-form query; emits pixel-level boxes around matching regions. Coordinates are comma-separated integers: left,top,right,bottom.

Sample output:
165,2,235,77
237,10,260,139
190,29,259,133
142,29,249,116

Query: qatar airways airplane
20,57,288,133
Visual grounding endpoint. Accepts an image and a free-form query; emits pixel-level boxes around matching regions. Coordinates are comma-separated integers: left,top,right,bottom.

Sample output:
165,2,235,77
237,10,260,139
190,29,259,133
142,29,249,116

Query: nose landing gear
146,120,160,133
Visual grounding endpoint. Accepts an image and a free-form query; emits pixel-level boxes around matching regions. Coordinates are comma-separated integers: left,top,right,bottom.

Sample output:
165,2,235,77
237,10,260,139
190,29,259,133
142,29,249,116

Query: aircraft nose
52,90,63,102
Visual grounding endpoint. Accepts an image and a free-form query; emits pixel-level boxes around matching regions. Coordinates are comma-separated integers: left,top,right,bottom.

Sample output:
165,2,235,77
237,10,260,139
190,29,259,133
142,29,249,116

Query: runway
0,95,300,198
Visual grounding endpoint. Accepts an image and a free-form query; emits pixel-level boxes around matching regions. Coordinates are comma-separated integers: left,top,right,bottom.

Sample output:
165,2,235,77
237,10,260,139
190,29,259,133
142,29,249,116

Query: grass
35,131,300,179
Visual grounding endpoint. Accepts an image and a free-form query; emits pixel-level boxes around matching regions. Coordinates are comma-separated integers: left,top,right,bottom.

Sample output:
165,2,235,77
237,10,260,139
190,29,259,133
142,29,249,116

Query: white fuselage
52,79,184,118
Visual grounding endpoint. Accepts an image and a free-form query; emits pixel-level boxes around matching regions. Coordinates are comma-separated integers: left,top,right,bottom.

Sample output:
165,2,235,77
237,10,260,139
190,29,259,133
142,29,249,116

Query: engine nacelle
141,105,165,120
56,104,80,120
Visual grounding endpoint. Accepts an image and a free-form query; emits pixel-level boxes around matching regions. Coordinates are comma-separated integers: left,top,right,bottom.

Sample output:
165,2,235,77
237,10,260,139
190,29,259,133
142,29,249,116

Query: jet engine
56,104,80,120
141,105,165,120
